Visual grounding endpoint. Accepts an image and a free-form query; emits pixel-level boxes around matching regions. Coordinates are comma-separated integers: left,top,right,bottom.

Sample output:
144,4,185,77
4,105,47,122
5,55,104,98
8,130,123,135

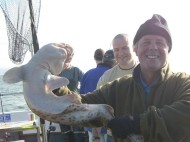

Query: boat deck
0,111,64,142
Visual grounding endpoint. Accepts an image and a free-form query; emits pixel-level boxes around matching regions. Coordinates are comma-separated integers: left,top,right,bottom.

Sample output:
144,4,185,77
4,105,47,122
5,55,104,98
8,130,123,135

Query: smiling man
97,33,137,89
105,14,190,142
58,14,190,142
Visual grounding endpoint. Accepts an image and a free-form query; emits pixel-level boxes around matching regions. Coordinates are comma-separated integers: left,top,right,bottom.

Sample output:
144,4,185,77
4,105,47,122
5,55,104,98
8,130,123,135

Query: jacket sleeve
96,73,109,89
96,75,104,89
79,73,86,94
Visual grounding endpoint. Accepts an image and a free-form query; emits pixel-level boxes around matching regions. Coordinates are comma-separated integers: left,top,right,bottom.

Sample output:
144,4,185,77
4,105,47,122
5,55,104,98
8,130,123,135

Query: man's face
134,35,169,72
113,37,133,66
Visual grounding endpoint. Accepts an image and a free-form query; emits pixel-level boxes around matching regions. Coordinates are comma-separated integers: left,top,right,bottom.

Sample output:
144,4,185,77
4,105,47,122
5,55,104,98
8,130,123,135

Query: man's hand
107,115,140,138
66,93,82,104
53,86,82,104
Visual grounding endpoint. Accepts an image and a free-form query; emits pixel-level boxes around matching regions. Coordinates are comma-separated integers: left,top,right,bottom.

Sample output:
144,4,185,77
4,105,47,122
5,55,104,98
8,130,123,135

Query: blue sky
0,0,190,74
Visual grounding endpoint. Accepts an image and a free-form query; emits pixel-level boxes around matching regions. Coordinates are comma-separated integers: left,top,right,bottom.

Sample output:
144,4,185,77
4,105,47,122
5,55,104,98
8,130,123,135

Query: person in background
80,49,116,142
59,44,84,93
80,48,104,142
97,33,137,89
57,43,84,142
59,14,190,142
80,48,105,95
96,33,138,142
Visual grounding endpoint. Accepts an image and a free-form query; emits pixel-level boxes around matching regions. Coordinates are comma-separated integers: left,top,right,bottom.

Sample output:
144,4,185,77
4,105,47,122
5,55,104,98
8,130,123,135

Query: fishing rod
28,0,47,142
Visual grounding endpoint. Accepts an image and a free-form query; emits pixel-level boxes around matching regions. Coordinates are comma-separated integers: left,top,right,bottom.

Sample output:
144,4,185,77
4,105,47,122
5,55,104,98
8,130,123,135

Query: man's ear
133,45,138,56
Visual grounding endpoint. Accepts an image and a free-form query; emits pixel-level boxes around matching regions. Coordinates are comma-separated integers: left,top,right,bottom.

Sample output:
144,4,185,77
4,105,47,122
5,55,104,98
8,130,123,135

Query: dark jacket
81,64,190,142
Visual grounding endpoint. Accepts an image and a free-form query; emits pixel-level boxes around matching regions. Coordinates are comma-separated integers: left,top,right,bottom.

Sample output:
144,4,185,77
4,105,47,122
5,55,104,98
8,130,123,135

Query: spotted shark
3,43,114,127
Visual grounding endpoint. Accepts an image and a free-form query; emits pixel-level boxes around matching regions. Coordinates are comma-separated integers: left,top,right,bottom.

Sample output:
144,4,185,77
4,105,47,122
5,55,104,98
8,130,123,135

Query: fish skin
3,43,114,127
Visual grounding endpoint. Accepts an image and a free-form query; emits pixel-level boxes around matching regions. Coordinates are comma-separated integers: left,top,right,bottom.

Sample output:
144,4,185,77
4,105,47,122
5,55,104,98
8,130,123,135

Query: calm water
0,75,30,113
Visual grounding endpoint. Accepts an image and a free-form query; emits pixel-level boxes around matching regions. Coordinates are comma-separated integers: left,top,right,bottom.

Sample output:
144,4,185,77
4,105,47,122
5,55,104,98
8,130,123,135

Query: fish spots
5,43,114,127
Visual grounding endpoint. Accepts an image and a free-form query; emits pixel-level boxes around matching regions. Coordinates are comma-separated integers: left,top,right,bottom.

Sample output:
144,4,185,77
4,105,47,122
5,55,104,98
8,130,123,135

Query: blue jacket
80,63,112,133
80,63,111,94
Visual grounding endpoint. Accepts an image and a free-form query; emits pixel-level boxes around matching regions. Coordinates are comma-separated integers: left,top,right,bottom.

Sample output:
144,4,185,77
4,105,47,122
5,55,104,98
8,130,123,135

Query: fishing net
0,0,41,64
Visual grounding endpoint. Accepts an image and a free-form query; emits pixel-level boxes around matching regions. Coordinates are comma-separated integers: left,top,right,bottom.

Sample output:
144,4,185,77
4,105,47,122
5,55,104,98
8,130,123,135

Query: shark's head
33,43,68,75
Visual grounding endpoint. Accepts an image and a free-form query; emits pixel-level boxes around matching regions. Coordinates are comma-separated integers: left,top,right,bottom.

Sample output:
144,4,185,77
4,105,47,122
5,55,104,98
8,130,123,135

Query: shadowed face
134,35,169,72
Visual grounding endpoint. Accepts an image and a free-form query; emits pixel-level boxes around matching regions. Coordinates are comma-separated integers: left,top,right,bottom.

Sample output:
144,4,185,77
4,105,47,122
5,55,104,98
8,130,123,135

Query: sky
0,0,190,74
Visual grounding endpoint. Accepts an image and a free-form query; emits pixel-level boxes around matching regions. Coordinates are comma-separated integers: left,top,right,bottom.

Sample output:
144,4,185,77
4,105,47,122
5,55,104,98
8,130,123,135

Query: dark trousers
62,132,85,142
60,124,88,142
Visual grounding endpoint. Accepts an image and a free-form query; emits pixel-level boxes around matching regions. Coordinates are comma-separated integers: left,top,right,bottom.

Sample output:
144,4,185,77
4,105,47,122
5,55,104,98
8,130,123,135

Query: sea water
0,75,62,137
0,75,30,113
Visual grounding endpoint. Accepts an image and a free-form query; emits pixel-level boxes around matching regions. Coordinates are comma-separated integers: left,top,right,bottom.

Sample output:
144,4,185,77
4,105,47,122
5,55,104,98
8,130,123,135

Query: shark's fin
3,66,23,84
45,75,69,92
